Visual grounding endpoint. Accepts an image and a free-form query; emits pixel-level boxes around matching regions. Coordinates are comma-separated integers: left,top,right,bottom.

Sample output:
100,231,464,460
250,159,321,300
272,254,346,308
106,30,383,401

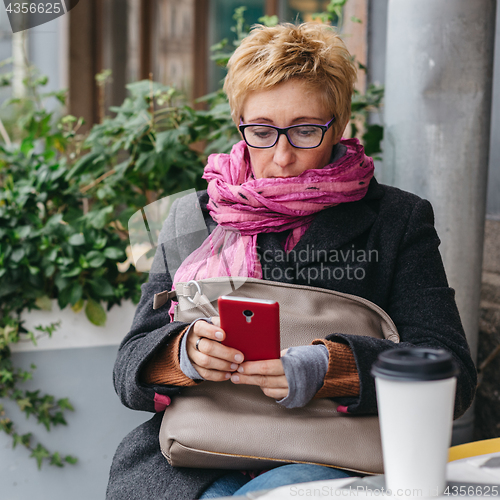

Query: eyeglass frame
238,116,336,150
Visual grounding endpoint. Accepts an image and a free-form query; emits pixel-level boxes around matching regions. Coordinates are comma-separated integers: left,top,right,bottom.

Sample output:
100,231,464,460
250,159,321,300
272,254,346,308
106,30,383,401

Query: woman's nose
273,134,295,169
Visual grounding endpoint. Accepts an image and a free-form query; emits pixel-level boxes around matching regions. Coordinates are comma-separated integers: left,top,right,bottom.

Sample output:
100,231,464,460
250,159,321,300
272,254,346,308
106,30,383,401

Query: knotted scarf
168,138,374,319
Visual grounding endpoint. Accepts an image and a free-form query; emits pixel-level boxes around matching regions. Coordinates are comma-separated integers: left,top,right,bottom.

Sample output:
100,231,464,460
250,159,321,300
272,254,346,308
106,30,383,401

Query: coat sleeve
112,195,205,413
112,281,189,412
325,199,477,419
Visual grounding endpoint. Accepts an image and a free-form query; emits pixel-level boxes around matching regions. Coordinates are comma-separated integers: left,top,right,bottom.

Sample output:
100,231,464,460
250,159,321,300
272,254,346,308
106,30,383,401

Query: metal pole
382,0,496,443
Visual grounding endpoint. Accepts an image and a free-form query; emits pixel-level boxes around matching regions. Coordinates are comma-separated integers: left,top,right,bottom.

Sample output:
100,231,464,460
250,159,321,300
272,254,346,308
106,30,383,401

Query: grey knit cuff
278,344,329,408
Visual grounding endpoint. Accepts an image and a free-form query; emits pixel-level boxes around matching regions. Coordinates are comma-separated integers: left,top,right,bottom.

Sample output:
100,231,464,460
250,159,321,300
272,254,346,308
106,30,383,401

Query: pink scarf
169,138,374,318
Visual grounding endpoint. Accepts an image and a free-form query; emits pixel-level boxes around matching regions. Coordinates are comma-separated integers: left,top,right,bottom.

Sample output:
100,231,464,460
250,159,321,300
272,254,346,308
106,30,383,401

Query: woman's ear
238,116,245,141
334,118,350,143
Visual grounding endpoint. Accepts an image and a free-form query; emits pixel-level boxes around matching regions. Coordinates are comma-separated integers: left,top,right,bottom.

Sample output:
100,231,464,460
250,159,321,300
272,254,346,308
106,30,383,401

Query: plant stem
80,168,116,193
0,117,12,147
149,72,154,125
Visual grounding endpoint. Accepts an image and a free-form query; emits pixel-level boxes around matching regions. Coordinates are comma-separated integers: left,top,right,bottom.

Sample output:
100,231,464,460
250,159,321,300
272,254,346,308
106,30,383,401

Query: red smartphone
218,296,280,361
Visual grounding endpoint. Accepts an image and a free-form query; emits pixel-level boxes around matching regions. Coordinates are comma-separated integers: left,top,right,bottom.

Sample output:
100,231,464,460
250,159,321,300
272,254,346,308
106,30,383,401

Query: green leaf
357,61,368,72
85,299,107,326
69,283,83,306
47,248,59,262
30,444,50,469
71,298,85,313
86,251,106,268
88,277,114,298
27,331,37,346
155,129,184,152
61,114,77,124
257,14,279,27
57,290,71,310
89,206,114,229
20,137,34,156
65,455,78,465
57,398,75,411
21,433,32,447
56,256,73,267
44,264,55,277
50,452,64,467
10,248,25,263
68,233,85,246
35,295,52,311
28,265,40,275
17,398,32,411
93,236,108,250
113,159,130,179
12,433,22,449
45,213,63,227
65,151,100,180
60,267,81,278
16,225,31,239
362,124,384,157
54,274,69,292
103,247,124,260
351,122,358,138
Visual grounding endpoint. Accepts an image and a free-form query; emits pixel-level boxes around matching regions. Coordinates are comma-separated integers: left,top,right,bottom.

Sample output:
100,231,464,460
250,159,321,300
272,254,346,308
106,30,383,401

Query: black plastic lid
371,348,459,381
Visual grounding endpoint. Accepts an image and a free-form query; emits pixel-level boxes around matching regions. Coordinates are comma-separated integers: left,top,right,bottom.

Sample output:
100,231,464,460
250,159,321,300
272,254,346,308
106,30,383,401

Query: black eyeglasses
239,116,335,149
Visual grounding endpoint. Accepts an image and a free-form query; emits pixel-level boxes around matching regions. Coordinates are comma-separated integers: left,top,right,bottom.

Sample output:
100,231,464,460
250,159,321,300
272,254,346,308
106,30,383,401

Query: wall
0,302,150,500
478,0,500,439
367,0,500,441
486,0,500,217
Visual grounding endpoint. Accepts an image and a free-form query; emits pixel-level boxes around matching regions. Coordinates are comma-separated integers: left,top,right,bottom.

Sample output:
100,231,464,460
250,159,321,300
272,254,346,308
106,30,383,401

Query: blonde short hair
224,22,357,140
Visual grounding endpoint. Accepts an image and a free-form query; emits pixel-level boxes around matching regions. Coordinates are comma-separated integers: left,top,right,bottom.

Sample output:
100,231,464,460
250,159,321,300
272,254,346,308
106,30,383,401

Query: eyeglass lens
244,125,324,148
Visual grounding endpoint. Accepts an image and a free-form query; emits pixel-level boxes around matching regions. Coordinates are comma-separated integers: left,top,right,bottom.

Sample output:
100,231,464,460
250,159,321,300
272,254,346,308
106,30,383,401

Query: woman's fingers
236,359,285,376
261,387,289,399
194,335,244,364
190,318,224,343
184,318,244,382
230,358,288,399
187,320,244,363
191,360,233,382
191,339,239,372
230,359,287,388
230,371,288,388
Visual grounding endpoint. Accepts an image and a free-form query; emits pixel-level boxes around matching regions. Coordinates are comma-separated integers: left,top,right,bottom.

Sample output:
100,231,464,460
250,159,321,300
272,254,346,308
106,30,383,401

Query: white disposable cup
372,348,458,498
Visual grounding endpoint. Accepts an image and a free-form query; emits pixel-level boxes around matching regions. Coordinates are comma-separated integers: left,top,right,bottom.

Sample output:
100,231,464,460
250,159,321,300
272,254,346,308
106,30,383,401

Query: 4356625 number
444,485,499,496
5,2,62,14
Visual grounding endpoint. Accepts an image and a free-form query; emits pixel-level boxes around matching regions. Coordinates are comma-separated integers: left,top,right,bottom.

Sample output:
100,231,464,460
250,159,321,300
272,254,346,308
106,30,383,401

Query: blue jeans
199,464,356,498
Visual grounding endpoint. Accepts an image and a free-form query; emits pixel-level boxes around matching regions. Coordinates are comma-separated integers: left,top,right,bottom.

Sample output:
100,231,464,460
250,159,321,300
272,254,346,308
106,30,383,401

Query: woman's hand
186,317,244,382
230,349,289,400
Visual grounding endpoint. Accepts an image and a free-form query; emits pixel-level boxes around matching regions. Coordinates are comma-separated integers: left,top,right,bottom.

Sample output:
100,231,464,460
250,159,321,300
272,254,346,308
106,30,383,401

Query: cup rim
371,348,460,381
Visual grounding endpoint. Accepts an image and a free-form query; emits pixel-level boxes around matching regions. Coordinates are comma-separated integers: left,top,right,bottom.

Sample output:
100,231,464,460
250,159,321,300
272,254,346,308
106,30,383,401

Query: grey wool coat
106,178,477,500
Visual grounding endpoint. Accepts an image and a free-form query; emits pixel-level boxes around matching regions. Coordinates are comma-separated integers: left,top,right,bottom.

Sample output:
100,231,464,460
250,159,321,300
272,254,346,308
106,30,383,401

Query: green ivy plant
67,79,236,207
0,63,147,468
210,7,278,68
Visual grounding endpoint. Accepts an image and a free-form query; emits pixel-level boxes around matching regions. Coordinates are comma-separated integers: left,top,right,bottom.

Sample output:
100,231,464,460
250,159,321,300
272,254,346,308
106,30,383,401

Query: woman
106,22,477,500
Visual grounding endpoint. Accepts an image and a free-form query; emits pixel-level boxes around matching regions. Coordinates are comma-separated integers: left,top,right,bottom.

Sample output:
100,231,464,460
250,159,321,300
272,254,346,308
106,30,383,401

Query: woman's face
241,79,341,179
